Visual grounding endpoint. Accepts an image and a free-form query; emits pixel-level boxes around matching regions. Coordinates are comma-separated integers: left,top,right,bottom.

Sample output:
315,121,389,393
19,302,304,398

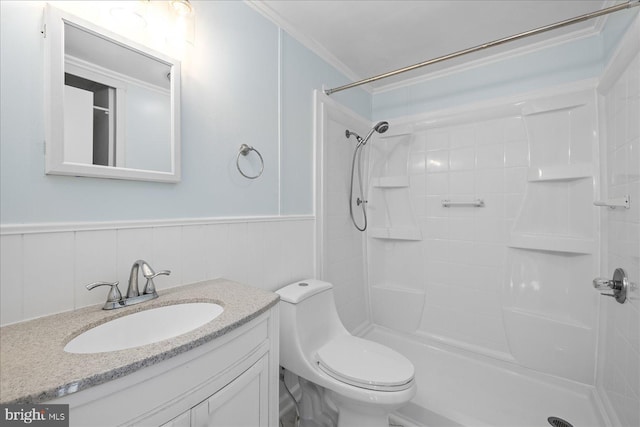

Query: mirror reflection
45,4,181,182
63,22,172,172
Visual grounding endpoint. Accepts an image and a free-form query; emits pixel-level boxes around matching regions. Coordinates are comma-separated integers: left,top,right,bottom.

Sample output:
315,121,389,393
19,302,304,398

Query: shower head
374,121,389,134
346,121,390,147
361,121,390,146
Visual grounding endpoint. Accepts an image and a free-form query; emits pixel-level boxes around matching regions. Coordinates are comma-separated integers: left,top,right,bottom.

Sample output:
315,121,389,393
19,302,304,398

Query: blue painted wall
1,1,635,225
280,32,370,215
0,0,370,224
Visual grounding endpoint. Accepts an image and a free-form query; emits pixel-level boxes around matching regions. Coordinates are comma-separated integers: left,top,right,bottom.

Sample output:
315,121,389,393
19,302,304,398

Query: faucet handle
143,270,171,295
86,281,122,304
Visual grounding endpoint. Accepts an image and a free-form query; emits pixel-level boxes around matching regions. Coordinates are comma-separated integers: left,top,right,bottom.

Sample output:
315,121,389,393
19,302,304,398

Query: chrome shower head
360,121,390,146
374,121,389,134
346,121,390,147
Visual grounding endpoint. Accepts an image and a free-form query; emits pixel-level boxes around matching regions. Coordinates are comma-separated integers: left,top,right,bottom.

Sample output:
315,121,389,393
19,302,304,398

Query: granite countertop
0,279,279,404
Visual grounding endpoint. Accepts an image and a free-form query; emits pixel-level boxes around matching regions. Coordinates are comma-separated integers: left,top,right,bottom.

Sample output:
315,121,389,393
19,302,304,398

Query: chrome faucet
86,260,171,310
127,259,170,298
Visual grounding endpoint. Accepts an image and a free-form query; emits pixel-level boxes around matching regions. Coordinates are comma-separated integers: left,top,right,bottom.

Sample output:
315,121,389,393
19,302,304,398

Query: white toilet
277,279,416,427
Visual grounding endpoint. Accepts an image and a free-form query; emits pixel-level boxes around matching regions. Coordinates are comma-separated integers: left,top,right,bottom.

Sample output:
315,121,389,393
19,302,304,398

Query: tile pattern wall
599,51,640,427
418,117,529,354
367,115,529,355
0,218,315,326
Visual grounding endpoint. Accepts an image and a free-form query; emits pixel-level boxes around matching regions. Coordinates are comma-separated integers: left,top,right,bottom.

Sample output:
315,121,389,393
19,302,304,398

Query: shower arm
325,0,640,95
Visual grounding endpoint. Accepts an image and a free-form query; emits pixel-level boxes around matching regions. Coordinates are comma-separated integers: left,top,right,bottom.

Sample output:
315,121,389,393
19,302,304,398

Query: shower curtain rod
325,0,640,95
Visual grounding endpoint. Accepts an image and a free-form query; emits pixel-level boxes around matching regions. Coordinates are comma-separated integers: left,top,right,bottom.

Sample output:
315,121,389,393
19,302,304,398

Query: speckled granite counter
0,279,279,404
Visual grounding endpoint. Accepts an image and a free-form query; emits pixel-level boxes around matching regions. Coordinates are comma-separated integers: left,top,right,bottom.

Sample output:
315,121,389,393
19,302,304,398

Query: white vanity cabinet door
191,355,269,427
50,305,279,427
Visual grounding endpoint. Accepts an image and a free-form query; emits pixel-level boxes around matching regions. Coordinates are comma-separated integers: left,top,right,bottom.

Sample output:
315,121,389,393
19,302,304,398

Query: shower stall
314,14,639,427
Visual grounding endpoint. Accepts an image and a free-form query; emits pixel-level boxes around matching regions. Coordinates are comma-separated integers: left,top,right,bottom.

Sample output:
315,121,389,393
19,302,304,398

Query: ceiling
252,0,618,90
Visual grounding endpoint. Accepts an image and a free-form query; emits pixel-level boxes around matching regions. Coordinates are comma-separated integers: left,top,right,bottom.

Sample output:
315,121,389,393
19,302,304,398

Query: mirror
44,5,181,182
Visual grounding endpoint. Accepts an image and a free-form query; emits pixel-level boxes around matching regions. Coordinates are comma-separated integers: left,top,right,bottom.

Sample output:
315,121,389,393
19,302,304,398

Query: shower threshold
362,326,608,427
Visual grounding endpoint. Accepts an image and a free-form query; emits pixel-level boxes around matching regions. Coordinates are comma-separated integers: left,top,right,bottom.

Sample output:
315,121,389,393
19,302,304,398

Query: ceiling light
171,0,192,16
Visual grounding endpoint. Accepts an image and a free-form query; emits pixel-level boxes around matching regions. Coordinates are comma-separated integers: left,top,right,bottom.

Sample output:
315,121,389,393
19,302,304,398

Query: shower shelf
368,227,422,241
379,132,412,139
508,233,594,254
527,163,592,182
371,176,409,188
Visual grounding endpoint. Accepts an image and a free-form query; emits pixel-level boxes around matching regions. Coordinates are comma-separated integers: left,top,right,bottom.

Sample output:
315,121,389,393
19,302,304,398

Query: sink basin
64,303,224,354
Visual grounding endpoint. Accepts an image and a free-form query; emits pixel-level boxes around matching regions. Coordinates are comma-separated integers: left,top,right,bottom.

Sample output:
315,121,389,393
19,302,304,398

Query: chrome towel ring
236,144,264,179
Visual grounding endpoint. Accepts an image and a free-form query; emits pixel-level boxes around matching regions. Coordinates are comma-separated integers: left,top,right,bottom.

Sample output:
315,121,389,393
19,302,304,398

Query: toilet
277,279,416,427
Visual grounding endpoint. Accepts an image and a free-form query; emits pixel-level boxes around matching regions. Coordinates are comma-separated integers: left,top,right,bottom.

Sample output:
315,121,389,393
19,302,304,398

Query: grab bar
593,195,629,209
441,199,485,207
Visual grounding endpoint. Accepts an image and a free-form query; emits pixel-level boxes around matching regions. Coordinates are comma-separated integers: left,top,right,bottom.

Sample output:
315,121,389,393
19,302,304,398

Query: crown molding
246,0,622,97
244,0,373,94
373,1,629,93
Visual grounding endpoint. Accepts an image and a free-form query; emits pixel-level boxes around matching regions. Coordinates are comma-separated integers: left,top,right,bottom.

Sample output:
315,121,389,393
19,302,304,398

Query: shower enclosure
315,16,639,426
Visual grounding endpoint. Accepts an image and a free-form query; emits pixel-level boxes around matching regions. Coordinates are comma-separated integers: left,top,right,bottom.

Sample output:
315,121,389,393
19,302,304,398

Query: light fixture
171,0,192,16
110,5,148,28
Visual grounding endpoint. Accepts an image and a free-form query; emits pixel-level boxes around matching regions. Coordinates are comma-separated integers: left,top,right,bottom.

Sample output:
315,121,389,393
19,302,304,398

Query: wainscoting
0,216,315,325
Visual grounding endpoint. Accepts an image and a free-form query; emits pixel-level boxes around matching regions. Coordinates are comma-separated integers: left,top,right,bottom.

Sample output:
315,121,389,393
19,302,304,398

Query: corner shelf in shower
371,176,410,188
508,233,594,254
368,227,422,241
527,163,592,182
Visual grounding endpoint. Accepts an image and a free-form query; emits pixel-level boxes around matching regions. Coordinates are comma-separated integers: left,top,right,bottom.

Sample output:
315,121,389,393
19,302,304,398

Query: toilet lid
316,335,414,391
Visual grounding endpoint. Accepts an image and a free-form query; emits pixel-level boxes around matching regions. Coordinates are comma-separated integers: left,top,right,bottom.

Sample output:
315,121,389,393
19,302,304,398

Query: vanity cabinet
163,355,269,427
48,306,279,427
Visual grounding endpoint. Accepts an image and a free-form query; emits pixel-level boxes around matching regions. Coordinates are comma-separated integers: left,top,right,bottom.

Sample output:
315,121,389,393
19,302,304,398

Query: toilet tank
277,280,348,370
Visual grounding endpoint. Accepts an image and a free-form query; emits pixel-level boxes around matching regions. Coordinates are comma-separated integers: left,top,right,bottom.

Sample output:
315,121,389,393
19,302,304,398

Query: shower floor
363,326,608,427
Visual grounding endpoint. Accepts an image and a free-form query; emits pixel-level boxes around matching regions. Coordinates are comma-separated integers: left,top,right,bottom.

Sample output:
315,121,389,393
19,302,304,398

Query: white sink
64,302,224,354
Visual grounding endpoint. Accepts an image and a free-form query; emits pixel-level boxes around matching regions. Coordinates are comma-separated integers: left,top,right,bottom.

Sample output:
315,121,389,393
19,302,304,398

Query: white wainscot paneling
74,229,117,308
152,226,183,289
225,222,250,284
23,232,75,320
278,219,316,286
1,234,23,324
0,217,315,325
182,224,216,284
116,228,154,290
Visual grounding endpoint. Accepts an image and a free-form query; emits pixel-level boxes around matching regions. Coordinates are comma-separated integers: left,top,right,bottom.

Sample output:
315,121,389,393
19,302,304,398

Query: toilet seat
316,335,414,392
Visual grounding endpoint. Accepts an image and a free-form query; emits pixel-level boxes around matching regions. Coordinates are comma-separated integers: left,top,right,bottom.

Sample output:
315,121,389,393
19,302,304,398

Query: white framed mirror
44,4,181,182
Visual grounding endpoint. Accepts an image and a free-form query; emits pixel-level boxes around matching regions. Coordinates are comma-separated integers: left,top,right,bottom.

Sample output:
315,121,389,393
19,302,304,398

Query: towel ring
236,144,264,179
